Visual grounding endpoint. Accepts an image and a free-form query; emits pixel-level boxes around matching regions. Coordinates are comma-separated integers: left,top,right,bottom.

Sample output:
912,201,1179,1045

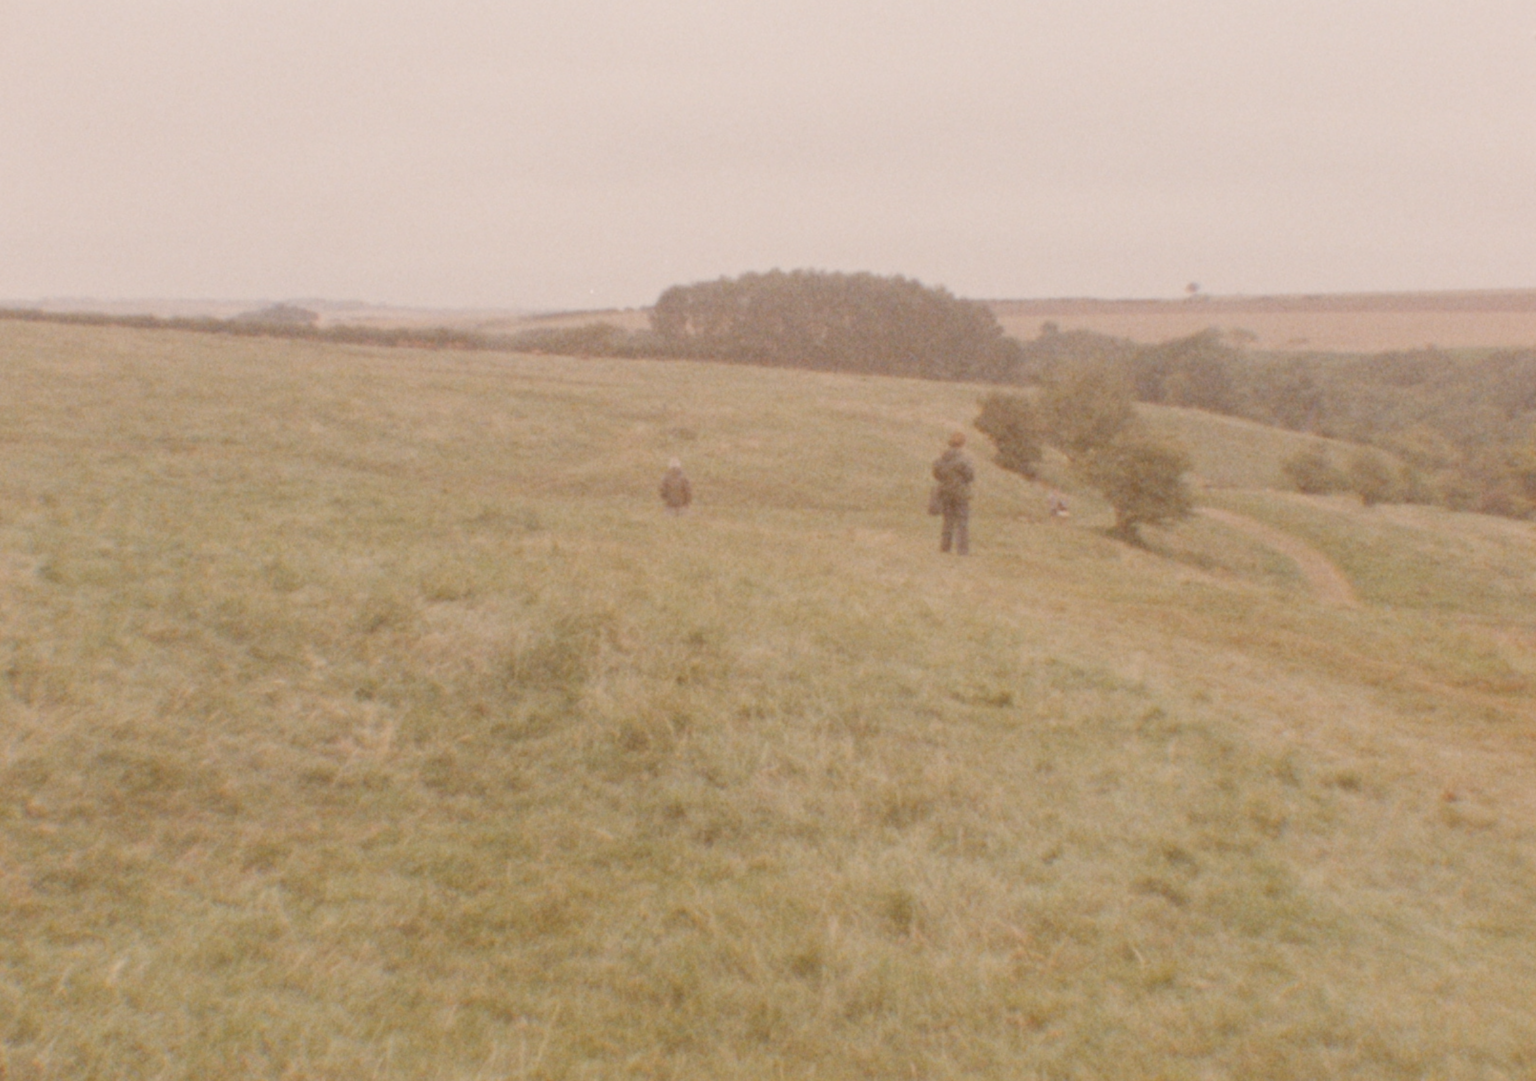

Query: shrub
1345,449,1397,506
973,392,1044,478
1282,446,1345,494
1082,436,1194,542
1038,364,1137,458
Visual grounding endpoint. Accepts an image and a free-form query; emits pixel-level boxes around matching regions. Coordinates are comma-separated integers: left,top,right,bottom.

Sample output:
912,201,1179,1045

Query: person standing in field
660,458,692,515
932,432,974,555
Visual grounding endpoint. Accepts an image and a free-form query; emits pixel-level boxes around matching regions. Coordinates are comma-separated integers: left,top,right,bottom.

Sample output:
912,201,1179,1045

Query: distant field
991,290,1536,352
3,321,1534,1079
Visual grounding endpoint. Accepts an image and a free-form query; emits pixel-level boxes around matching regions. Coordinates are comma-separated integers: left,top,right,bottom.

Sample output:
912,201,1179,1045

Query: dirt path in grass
1199,507,1361,608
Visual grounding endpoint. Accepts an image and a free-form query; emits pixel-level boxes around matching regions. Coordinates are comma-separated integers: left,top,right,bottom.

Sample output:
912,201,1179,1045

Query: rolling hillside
2,321,1534,1079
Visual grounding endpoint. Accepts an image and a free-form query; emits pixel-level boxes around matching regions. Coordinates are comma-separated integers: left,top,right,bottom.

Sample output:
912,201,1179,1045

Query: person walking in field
931,432,974,555
660,458,692,515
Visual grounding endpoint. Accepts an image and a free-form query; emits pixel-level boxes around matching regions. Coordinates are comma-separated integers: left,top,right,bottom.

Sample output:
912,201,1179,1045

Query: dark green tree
1037,364,1137,458
1015,325,1137,385
648,270,1022,382
1345,449,1396,506
1282,445,1345,494
1129,329,1237,412
1082,436,1194,542
974,392,1044,478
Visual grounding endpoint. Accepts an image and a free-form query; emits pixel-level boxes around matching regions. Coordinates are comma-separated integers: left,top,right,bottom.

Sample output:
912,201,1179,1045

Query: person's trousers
940,503,969,555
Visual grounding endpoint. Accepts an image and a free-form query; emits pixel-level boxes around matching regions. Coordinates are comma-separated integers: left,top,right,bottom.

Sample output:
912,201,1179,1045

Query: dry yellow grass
2,321,1534,1079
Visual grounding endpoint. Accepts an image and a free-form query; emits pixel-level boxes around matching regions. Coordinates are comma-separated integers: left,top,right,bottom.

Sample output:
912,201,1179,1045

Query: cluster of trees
1281,445,1400,506
1278,436,1536,514
649,270,1023,381
1024,325,1536,519
499,271,1027,377
1246,348,1536,516
974,368,1192,543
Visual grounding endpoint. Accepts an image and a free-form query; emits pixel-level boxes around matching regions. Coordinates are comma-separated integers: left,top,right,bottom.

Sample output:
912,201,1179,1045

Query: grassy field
2,322,1535,1079
991,292,1536,352
1139,406,1352,492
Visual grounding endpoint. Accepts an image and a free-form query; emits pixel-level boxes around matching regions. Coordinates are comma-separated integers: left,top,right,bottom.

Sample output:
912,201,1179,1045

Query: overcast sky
3,1,1534,310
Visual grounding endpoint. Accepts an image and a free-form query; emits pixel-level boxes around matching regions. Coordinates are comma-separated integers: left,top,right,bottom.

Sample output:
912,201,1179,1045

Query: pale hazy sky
4,1,1534,310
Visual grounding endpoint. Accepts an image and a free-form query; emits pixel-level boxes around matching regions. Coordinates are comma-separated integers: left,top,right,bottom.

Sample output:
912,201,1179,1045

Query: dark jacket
660,467,692,508
932,448,975,506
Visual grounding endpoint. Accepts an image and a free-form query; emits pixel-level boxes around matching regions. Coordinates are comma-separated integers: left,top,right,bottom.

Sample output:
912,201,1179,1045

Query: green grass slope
1141,404,1355,491
2,322,1534,1079
1211,489,1536,622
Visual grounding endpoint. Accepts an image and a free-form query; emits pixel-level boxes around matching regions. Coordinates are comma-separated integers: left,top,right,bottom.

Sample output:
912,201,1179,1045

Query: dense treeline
1022,325,1536,517
650,270,1022,380
976,374,1192,542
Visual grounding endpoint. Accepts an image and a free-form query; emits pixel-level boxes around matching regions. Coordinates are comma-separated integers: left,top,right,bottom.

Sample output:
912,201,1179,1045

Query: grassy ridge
1141,405,1351,491
2,322,1535,1079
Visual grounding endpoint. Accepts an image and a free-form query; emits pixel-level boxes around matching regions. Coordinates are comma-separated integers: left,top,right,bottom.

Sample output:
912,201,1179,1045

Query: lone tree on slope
1083,435,1194,542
